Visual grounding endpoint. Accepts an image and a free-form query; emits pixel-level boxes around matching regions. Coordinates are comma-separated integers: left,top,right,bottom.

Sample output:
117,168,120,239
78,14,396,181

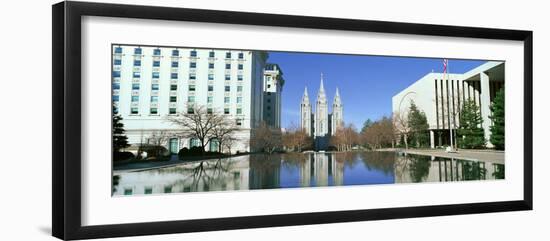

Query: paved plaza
400,149,504,164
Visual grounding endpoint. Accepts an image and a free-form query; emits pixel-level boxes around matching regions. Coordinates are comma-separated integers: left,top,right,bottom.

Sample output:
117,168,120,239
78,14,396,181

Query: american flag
443,59,448,74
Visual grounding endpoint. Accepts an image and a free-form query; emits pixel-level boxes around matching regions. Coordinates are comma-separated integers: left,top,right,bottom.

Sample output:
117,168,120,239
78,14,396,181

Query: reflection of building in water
297,153,344,187
314,153,329,186
332,156,344,186
394,154,503,184
248,155,281,189
113,156,250,196
113,152,505,195
299,154,312,187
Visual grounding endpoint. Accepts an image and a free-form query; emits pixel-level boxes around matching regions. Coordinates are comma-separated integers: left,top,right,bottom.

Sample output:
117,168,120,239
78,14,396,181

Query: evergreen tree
361,119,373,133
489,88,505,150
457,100,486,149
113,114,129,152
407,102,429,148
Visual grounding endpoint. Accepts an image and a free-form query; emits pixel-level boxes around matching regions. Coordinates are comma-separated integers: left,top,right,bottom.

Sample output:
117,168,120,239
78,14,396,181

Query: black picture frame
52,1,533,240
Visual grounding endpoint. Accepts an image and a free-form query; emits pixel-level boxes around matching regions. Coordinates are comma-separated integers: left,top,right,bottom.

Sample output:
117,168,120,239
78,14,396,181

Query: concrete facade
392,61,504,148
112,45,277,154
262,64,283,128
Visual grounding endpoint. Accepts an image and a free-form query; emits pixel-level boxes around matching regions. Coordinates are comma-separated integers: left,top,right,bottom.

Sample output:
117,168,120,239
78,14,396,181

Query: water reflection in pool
112,152,504,196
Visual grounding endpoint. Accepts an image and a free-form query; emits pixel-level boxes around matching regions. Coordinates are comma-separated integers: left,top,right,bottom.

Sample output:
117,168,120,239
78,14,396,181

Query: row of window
114,47,175,56
113,83,243,92
112,107,244,128
125,95,244,103
114,47,245,59
114,94,243,103
117,106,244,115
113,70,244,80
117,61,245,70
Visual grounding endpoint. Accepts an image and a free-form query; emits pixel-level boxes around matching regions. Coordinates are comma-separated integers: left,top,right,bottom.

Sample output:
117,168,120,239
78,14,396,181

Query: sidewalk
397,148,505,164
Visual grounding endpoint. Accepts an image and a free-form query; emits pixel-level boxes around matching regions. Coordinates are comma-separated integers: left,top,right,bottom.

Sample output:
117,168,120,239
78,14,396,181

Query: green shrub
189,146,204,155
178,146,226,159
114,151,135,162
178,146,204,158
138,144,169,159
177,147,189,159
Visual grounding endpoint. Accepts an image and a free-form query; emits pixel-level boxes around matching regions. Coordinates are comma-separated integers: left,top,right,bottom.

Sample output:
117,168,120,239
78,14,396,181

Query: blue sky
267,52,485,129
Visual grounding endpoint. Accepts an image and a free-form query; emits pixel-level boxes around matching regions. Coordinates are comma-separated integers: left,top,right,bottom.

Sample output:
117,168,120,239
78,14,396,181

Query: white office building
112,45,277,154
392,61,504,148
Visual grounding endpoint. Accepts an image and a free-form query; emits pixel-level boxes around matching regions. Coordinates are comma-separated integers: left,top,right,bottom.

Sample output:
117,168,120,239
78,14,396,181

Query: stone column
480,72,493,147
430,130,435,149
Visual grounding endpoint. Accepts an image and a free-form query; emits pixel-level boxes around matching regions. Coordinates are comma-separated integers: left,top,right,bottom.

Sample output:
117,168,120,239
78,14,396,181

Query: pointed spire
317,72,326,103
333,87,341,105
301,86,310,103
319,72,325,93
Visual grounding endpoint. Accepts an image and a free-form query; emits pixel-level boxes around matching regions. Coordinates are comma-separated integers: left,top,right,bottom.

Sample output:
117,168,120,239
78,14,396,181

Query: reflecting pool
112,152,504,196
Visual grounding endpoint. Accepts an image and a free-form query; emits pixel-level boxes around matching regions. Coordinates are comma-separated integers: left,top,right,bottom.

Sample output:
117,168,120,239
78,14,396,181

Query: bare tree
330,123,359,152
250,121,282,154
294,129,312,152
282,126,296,152
361,116,394,149
165,105,225,153
393,111,410,150
282,122,312,152
330,126,344,151
222,135,239,155
344,123,360,151
211,117,240,153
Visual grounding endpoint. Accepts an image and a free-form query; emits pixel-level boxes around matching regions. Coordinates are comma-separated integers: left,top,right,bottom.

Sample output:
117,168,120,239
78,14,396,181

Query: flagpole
448,60,454,152
444,59,454,152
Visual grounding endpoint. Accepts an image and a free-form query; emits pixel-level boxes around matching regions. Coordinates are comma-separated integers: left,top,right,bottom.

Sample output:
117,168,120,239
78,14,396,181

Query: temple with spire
300,73,344,150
